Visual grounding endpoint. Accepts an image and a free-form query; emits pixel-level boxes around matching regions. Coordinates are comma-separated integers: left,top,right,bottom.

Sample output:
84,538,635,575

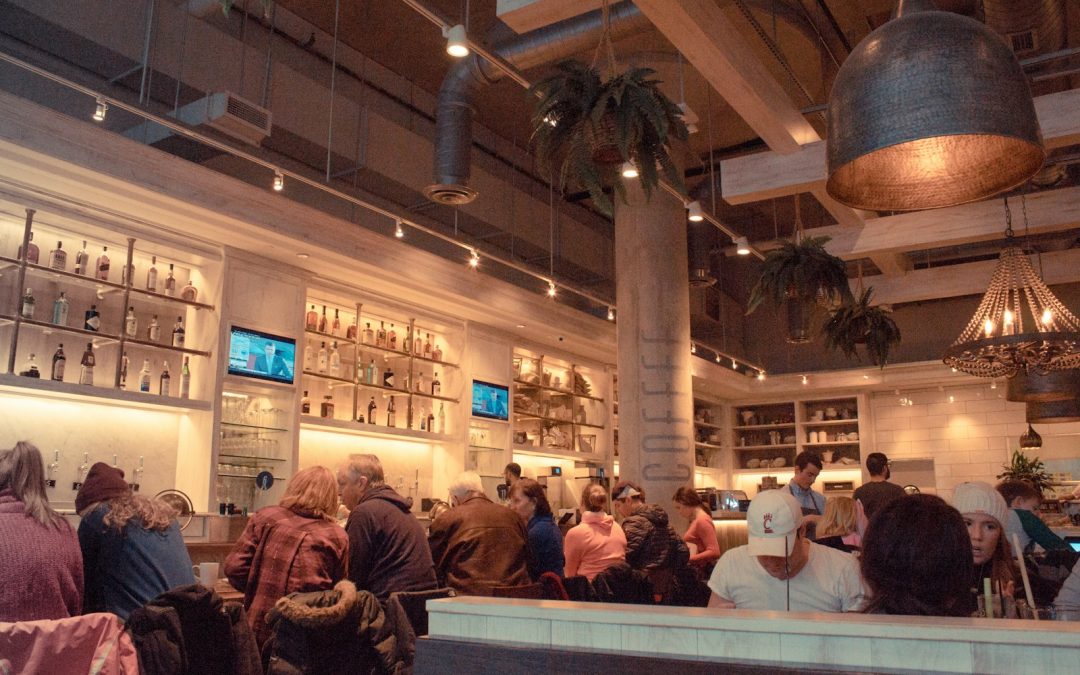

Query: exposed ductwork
424,1,649,205
983,0,1066,58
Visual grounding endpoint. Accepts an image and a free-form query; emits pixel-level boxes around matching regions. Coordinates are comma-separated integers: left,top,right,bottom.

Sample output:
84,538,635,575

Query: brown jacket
427,494,529,595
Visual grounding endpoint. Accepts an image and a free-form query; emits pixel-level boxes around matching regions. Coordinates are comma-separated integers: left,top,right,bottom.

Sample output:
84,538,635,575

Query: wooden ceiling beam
633,0,821,154
496,0,602,33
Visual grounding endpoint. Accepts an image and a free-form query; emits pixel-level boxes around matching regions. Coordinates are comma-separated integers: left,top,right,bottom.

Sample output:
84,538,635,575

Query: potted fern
530,60,688,216
823,288,902,367
997,449,1052,495
746,236,853,343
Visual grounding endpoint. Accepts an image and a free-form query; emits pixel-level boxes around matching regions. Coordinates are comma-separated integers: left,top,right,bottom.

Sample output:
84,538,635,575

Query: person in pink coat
564,483,626,580
672,487,721,575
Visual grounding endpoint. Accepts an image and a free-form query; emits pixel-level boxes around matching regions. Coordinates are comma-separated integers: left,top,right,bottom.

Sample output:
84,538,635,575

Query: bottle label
50,250,66,270
53,360,65,381
85,315,100,331
173,333,184,347
80,366,93,385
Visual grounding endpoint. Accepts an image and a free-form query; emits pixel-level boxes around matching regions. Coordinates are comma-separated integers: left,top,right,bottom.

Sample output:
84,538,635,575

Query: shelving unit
730,397,864,471
693,397,726,470
732,401,797,470
511,349,607,459
798,397,862,468
216,388,292,514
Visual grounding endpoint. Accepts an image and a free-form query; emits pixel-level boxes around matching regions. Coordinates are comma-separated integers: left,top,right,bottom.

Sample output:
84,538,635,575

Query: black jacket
622,504,690,572
346,485,437,601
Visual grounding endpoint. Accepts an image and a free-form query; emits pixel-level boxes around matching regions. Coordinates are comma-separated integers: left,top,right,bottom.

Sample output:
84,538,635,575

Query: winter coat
427,494,530,595
0,612,138,674
345,484,437,600
589,561,653,604
263,579,404,675
622,504,690,573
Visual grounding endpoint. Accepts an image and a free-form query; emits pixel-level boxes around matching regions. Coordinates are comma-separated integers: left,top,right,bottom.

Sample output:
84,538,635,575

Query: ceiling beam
862,248,1080,306
496,0,602,32
721,88,1080,203
633,0,821,154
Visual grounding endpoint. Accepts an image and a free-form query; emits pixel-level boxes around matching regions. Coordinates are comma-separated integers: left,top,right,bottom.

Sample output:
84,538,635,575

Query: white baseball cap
746,489,804,557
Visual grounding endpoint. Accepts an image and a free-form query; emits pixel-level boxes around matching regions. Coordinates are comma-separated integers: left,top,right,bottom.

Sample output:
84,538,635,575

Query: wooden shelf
218,453,287,465
123,336,211,358
799,418,859,426
513,378,602,401
694,420,724,431
513,410,603,429
299,417,452,441
735,443,797,451
804,441,861,447
734,422,796,430
220,421,289,433
512,445,603,462
695,441,725,451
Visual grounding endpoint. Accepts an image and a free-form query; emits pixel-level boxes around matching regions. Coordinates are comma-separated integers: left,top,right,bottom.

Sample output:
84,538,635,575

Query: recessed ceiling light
296,253,310,259
516,324,526,329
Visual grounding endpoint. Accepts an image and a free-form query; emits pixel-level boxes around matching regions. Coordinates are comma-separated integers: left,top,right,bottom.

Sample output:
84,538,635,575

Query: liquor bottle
415,371,424,393
20,287,34,319
159,360,171,396
49,241,66,271
305,304,318,330
362,322,374,345
180,280,197,303
318,305,328,333
51,344,66,382
147,314,160,342
171,316,185,347
383,364,394,388
120,260,134,286
146,255,158,292
403,326,412,353
424,333,432,358
321,395,334,418
414,332,423,355
17,231,39,264
119,352,129,389
19,353,40,378
164,264,176,296
179,357,190,399
419,406,428,431
52,292,69,326
388,324,397,350
332,309,341,336
365,359,377,385
427,407,436,433
432,372,441,397
366,396,377,424
301,390,311,414
79,342,95,385
84,304,101,332
138,359,152,392
437,402,445,434
346,317,358,341
317,341,328,373
95,245,110,281
328,342,341,377
124,306,138,337
74,241,89,275
386,396,396,427
406,402,414,429
303,343,314,371
433,343,443,362
376,321,387,348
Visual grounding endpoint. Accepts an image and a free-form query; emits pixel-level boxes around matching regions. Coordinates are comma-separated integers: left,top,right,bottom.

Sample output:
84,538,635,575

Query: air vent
1008,30,1037,54
424,183,479,205
200,92,272,145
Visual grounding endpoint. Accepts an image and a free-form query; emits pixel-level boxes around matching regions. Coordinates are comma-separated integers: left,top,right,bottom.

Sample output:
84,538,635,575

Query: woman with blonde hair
76,462,194,619
816,496,863,552
563,483,626,580
0,441,84,621
225,465,349,646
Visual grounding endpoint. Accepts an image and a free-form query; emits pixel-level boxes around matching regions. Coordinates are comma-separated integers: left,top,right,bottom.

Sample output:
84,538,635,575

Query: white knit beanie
952,481,1010,526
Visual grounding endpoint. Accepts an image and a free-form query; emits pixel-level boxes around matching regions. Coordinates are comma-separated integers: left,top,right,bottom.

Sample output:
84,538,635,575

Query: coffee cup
193,562,220,588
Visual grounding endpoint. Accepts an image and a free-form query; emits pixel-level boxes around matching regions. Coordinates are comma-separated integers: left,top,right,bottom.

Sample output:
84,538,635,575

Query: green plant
822,288,902,367
997,450,1053,495
746,236,852,314
530,60,688,216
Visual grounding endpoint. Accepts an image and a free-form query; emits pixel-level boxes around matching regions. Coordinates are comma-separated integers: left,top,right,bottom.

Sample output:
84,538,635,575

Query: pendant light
1018,424,1042,451
826,0,1045,211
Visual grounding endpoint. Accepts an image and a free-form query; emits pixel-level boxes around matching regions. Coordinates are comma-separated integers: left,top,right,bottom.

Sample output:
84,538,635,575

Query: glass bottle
74,452,89,490
332,309,341,336
424,333,432,358
432,372,441,397
303,342,314,371
414,331,423,355
388,324,397,350
321,395,334,418
19,287,34,320
17,231,39,264
383,364,394,388
415,371,424,393
95,245,110,281
317,341,328,373
51,344,65,382
433,343,443,362
52,292,69,326
366,396,377,425
49,241,66,271
437,402,445,434
146,255,158,292
120,260,134,286
305,304,318,330
403,326,412,353
329,342,341,377
179,357,190,399
318,305,328,333
362,322,374,345
19,352,40,378
138,358,152,392
79,342,95,385
147,314,160,342
171,316,185,347
84,304,100,332
365,359,377,385
159,360,171,396
426,407,435,432
74,240,89,275
164,264,176,296
180,280,197,303
376,321,387,348
124,306,138,337
419,406,428,431
301,390,311,414
346,316,358,341
119,352,129,390
386,396,396,427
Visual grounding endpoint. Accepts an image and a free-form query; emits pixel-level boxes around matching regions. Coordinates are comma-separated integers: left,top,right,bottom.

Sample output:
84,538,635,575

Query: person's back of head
281,465,339,520
612,481,644,504
0,441,63,530
996,479,1040,507
672,486,710,516
341,454,385,487
504,463,521,480
580,483,609,513
860,495,974,617
818,496,857,538
865,452,890,477
449,471,485,502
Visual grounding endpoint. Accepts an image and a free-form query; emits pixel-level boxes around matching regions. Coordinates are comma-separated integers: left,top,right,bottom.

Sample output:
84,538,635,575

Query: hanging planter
786,295,814,344
822,288,902,367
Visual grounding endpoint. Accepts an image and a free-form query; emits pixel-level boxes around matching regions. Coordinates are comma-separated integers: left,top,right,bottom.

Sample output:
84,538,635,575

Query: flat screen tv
227,325,296,385
472,379,509,421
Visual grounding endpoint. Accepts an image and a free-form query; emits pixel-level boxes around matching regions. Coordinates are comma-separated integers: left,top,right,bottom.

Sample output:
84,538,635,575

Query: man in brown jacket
428,471,530,595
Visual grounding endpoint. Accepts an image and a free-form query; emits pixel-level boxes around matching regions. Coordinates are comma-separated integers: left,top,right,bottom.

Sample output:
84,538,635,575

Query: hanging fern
822,288,902,367
746,236,852,314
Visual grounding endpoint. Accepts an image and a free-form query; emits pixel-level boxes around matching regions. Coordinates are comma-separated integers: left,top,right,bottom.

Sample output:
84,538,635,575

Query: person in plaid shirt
225,466,349,646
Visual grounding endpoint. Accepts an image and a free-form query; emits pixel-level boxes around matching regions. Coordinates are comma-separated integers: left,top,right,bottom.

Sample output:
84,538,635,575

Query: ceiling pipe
424,1,649,205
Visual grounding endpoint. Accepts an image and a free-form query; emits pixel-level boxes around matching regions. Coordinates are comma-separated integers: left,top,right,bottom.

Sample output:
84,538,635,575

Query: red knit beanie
76,462,130,514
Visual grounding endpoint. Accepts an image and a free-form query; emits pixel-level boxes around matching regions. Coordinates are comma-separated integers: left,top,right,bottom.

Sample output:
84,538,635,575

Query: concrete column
614,181,695,510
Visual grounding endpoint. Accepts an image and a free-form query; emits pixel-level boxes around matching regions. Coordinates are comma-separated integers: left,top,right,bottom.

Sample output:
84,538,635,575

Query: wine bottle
79,343,95,385
318,305,328,333
48,241,66,271
124,306,138,337
301,390,311,414
17,232,39,264
433,343,443,362
147,314,160,342
20,287,34,320
376,321,387,348
305,304,318,330
426,408,435,432
95,245,110,281
51,344,66,382
74,240,89,275
332,309,341,336
386,396,396,427
164,264,176,296
146,255,158,292
179,357,190,399
52,292,69,326
84,304,100,332
432,372,441,397
171,316,185,347
346,317,358,341
388,324,397,350
317,342,328,373
367,396,377,424
159,361,171,396
321,395,334,418
423,333,432,358
419,406,428,431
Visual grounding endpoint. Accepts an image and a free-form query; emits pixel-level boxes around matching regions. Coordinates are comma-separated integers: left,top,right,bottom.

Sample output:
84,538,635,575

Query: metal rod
325,0,341,183
658,181,765,260
138,0,156,104
8,208,35,374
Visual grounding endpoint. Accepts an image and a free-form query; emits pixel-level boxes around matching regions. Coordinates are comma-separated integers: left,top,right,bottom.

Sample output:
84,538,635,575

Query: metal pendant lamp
826,0,1045,211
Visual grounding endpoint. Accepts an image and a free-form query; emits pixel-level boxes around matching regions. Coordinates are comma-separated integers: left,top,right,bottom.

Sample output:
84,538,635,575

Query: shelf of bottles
511,349,607,458
693,398,726,469
0,208,215,407
298,296,461,438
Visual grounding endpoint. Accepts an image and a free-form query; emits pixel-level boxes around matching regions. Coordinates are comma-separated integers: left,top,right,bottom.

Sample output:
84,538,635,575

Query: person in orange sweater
564,483,626,580
672,487,721,576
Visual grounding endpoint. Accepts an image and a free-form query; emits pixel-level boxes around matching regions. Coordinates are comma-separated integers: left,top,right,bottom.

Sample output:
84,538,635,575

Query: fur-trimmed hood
272,579,359,628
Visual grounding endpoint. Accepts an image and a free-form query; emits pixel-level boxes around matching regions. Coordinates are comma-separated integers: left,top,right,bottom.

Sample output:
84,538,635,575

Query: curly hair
100,494,178,532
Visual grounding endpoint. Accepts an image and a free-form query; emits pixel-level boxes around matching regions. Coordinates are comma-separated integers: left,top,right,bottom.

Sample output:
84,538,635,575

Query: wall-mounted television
227,325,296,385
472,379,509,421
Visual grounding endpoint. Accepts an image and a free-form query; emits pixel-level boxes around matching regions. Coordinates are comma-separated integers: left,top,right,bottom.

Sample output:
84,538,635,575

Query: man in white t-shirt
707,489,865,612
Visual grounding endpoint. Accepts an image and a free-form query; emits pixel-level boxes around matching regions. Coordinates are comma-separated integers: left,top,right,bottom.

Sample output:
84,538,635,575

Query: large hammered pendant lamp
826,0,1045,211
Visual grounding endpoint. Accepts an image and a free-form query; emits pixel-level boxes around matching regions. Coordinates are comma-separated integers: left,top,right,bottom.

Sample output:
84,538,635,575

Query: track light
757,370,766,381
734,236,751,255
445,24,469,57
93,97,108,122
690,343,696,354
732,357,738,370
394,220,404,238
546,281,557,298
687,201,704,222
273,171,284,192
607,307,615,321
620,161,638,179
715,353,721,363
801,375,809,385
468,249,479,268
